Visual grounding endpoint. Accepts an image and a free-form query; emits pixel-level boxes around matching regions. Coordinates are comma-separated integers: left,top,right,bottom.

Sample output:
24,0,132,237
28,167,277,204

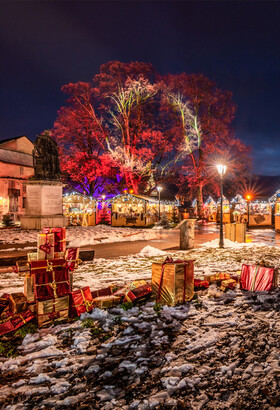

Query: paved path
1,224,280,265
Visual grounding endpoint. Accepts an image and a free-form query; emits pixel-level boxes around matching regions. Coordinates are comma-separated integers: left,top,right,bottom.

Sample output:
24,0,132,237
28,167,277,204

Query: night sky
1,1,279,176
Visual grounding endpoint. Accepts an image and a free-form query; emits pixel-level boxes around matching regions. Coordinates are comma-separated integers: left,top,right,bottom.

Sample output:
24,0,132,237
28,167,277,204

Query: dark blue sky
0,1,279,175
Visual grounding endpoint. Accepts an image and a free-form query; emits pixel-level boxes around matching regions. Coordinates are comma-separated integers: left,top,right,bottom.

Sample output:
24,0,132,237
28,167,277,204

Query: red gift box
70,287,93,317
65,248,80,272
91,286,113,299
194,279,209,289
240,264,276,292
120,284,152,303
0,310,35,336
31,259,71,300
42,227,66,253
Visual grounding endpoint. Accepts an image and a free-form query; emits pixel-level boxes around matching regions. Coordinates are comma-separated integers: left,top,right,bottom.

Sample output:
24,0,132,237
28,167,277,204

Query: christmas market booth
109,193,178,227
269,190,280,231
110,194,158,227
63,193,96,226
216,196,230,224
248,198,273,227
204,196,217,222
231,195,248,223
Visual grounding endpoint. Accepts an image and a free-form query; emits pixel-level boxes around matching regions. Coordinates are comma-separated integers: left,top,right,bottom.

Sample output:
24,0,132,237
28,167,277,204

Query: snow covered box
15,261,30,278
24,273,35,302
42,227,66,253
240,264,277,292
69,286,93,318
37,295,69,327
31,259,71,300
152,258,194,306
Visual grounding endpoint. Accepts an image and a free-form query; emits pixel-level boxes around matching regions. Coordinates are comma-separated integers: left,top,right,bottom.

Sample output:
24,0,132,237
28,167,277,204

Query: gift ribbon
39,234,54,259
251,266,260,291
80,289,93,311
156,257,193,303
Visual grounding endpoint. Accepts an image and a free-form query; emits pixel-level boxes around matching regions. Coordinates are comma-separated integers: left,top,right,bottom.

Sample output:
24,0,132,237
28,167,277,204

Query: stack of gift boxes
0,227,81,335
0,227,152,335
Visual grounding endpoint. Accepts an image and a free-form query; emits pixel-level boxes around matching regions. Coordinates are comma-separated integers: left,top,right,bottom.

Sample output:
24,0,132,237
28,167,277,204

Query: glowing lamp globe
216,164,227,177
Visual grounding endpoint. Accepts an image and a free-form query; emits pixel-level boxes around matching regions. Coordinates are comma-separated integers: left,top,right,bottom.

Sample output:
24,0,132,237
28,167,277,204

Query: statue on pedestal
33,130,61,181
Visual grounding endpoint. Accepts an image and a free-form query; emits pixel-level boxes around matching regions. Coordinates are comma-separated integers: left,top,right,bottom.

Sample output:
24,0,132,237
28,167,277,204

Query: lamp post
216,164,227,248
246,194,251,227
157,186,162,220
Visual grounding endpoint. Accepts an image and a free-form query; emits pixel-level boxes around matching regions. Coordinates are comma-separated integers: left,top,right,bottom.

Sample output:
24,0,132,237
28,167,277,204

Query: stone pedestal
20,181,67,230
180,219,196,250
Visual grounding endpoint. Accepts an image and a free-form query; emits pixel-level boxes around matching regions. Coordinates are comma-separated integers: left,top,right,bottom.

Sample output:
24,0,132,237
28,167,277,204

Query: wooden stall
110,194,158,227
63,193,96,226
248,200,272,227
231,195,248,223
269,190,280,231
216,196,230,224
204,196,217,222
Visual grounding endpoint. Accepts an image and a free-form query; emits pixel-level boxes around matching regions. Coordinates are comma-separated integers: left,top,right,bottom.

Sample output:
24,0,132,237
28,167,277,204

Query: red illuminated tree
53,61,174,194
162,73,251,216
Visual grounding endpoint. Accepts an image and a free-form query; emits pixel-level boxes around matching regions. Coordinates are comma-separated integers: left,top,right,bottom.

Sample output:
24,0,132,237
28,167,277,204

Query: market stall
231,195,248,223
63,193,96,226
216,196,230,224
110,194,158,227
269,190,280,231
248,199,273,227
204,197,217,222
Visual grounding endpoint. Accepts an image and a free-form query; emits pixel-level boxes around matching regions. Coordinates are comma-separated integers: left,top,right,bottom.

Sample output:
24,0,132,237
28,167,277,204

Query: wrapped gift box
14,261,30,278
8,293,28,314
240,264,276,292
69,286,93,317
42,227,66,253
194,279,209,289
204,272,231,283
220,279,237,291
152,259,194,306
92,295,122,309
31,259,70,300
27,253,38,262
65,248,80,272
24,274,35,302
37,233,55,260
0,309,35,336
116,283,152,303
91,285,118,299
37,295,69,328
0,293,10,316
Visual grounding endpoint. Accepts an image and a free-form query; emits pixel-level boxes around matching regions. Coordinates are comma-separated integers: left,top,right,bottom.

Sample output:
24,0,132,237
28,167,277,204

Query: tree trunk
196,184,204,219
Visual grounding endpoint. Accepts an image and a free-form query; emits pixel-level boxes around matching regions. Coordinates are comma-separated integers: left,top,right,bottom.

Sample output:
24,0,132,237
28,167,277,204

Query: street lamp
246,194,251,227
157,186,162,220
216,164,227,248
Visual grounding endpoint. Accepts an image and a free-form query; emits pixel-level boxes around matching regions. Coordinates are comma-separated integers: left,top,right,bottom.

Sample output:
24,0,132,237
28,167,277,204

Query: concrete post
180,219,196,250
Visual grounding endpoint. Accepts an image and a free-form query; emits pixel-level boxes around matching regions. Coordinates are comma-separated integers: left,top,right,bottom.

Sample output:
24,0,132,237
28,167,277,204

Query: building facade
0,136,34,221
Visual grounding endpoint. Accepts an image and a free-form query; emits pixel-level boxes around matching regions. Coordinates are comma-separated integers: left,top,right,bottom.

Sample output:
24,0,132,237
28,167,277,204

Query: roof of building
0,148,33,167
0,135,33,145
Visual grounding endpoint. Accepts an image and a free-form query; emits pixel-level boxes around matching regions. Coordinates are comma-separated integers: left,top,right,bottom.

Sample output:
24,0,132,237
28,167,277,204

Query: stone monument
179,219,196,250
21,131,68,229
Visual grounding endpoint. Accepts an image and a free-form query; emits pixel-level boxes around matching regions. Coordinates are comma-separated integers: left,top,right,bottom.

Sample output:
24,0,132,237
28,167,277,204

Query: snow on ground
2,241,280,296
0,225,166,247
1,274,280,408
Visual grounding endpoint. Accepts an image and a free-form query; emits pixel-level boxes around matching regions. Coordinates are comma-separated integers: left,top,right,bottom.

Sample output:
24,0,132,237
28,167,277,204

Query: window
20,167,24,175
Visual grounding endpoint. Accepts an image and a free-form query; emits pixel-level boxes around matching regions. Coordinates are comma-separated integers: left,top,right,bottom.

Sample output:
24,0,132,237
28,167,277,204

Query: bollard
180,219,196,250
